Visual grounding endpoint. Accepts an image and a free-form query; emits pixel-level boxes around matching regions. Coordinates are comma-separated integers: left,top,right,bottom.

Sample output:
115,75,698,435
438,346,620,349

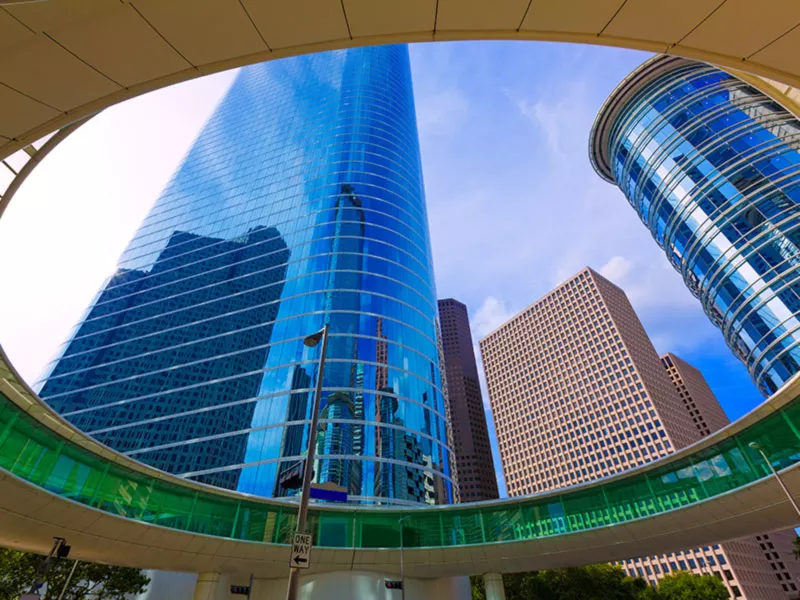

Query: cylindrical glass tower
591,56,800,396
36,45,453,505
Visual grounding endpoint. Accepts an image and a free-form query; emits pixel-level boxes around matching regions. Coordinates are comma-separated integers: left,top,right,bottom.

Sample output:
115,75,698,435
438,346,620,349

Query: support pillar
192,572,221,600
484,573,506,600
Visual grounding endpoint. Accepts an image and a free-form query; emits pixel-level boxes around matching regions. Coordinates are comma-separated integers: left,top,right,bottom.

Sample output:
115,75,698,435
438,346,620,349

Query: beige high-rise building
480,267,800,599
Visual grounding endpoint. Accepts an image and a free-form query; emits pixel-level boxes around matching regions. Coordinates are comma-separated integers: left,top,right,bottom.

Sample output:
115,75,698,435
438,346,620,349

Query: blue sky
409,41,764,494
0,41,765,498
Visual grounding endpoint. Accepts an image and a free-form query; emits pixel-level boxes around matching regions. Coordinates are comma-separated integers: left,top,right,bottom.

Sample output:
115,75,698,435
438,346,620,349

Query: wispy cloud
512,80,590,162
0,69,237,382
413,41,760,423
411,44,470,138
471,296,516,339
416,88,470,137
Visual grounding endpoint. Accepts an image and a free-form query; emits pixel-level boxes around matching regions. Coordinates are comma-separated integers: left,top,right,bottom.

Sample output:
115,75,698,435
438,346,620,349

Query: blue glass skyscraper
591,56,800,396
38,45,453,505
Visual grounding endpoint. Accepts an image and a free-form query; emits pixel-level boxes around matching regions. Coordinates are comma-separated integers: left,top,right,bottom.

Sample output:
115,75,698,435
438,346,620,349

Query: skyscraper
480,268,695,496
660,353,729,438
590,55,800,396
438,298,498,502
644,353,800,598
480,267,799,598
37,46,453,505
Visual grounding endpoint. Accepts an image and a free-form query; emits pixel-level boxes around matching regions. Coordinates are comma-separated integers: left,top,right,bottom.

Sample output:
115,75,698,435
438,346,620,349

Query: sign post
290,532,312,569
286,325,329,600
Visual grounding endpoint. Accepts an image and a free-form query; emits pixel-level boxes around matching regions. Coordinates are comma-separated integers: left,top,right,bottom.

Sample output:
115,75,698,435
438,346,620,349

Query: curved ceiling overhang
2,345,800,577
1,0,800,162
2,0,800,578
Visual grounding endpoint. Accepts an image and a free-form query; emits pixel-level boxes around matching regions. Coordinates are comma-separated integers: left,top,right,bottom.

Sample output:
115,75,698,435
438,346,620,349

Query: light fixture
303,328,325,347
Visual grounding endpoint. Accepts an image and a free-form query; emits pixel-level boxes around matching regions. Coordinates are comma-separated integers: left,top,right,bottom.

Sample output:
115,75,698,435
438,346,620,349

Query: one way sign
290,532,312,569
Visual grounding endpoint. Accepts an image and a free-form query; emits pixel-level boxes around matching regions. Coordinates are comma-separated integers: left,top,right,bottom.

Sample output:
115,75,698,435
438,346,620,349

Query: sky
0,41,766,498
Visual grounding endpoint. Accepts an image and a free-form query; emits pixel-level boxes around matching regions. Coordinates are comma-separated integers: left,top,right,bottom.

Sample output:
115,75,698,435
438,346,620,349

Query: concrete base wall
255,571,470,599
135,570,198,600
181,570,470,600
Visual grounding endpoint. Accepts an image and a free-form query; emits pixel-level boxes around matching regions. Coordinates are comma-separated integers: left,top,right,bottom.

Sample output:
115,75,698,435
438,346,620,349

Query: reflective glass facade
4,354,800,549
593,57,800,396
36,45,453,505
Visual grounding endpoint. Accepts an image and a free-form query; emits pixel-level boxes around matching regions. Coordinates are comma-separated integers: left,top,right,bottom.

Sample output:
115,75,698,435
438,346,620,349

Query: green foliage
470,566,729,600
0,547,149,600
471,564,648,600
650,571,728,600
470,575,486,600
793,535,799,560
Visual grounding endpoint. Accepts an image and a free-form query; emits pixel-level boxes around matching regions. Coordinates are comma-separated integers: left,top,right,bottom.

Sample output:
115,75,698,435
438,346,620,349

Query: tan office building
480,267,800,599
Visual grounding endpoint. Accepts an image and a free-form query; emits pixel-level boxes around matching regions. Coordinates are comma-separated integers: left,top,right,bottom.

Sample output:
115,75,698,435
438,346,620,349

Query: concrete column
484,573,506,600
192,573,221,600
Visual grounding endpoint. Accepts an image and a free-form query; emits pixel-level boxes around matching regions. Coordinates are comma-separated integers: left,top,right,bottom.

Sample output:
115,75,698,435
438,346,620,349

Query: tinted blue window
37,46,453,505
604,61,800,396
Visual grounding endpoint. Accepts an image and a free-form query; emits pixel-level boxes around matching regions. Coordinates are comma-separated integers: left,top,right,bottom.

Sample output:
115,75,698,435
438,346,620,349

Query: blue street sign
309,486,348,502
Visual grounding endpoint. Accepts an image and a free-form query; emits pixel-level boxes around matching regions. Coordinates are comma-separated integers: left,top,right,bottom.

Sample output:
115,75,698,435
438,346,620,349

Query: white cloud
599,255,634,282
470,296,516,411
0,69,237,382
598,254,719,354
513,80,591,162
416,89,470,137
471,296,516,339
599,254,697,311
410,43,470,138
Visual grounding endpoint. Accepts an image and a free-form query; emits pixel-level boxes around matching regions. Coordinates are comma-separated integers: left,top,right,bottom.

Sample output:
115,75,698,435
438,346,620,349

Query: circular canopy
1,0,800,161
2,347,800,577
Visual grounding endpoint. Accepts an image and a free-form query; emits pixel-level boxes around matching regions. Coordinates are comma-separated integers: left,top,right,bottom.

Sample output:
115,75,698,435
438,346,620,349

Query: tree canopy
0,547,149,600
649,571,728,600
471,565,729,600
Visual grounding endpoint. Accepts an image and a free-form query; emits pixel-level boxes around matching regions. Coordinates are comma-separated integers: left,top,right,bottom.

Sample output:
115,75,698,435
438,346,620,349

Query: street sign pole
289,532,312,569
399,516,409,600
285,324,329,600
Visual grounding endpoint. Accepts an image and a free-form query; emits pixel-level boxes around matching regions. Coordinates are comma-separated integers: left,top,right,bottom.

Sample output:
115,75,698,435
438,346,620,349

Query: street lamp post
25,537,68,597
285,324,329,600
398,515,409,600
749,441,800,519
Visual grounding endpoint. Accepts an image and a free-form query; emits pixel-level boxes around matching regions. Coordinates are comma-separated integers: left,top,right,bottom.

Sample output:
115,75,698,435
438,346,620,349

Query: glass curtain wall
595,57,800,396
36,45,452,506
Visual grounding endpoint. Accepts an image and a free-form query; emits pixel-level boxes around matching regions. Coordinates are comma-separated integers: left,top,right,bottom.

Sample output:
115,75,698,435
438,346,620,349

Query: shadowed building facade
37,45,453,505
438,298,498,502
38,227,288,490
481,267,800,598
591,55,800,397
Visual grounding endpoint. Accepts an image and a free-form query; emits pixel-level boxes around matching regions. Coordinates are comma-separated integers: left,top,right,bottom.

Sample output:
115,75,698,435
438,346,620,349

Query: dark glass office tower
591,56,800,396
438,299,498,503
37,46,453,505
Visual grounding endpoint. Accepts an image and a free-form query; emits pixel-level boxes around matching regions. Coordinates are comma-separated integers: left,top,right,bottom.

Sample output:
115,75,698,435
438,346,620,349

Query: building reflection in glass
592,56,800,396
38,45,453,505
39,227,289,490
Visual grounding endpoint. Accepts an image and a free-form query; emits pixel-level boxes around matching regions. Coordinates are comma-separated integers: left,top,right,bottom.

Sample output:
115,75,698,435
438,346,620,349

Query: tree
650,571,728,600
471,564,648,600
522,564,648,600
0,547,149,600
793,535,799,561
470,566,732,600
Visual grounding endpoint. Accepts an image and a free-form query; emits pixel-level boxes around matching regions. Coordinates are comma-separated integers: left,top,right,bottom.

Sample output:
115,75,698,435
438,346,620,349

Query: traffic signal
56,543,71,559
384,580,403,590
230,585,250,595
278,460,304,489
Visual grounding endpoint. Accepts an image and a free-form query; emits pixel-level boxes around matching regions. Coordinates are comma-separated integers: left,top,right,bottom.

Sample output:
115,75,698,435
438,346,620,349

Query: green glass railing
2,359,800,550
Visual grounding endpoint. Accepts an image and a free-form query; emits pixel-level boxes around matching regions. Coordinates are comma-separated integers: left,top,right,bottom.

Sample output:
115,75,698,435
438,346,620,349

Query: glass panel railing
2,384,800,549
